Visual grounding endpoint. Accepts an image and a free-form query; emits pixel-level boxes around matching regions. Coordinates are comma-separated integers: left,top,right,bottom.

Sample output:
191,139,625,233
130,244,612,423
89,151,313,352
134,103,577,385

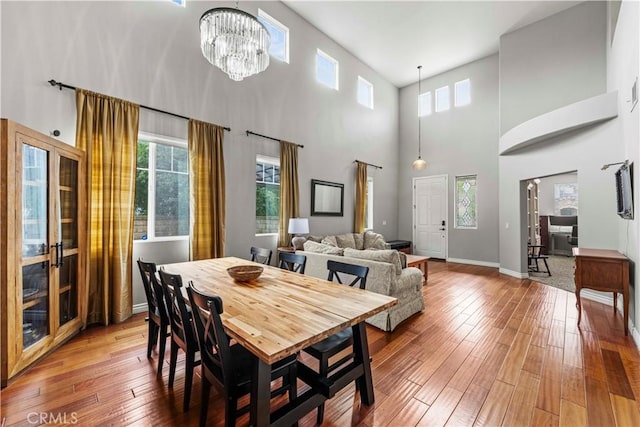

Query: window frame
365,176,374,230
134,132,189,242
454,174,478,230
357,76,374,109
255,155,281,236
418,91,432,117
435,86,451,112
258,9,290,64
454,79,471,107
316,48,339,90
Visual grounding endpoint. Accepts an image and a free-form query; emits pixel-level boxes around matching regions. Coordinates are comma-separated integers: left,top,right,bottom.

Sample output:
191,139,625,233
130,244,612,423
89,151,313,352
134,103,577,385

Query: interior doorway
524,171,578,291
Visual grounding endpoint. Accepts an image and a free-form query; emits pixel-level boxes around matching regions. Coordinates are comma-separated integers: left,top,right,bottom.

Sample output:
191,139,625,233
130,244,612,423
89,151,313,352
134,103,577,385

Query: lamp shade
288,218,309,234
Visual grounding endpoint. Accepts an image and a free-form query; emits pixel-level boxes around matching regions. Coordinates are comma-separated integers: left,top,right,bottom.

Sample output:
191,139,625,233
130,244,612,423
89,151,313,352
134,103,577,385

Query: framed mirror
311,179,344,216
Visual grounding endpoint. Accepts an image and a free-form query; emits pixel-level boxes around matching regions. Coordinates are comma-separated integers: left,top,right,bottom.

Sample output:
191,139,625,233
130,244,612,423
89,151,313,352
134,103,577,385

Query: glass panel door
21,142,51,348
58,155,79,326
22,144,49,257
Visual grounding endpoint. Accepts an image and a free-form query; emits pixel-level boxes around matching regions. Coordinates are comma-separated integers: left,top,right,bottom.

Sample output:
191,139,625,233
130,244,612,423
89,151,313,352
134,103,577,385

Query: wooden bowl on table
227,265,263,282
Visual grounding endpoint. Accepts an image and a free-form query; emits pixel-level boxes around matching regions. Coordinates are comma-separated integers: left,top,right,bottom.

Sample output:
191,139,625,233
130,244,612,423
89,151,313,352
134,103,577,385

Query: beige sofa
294,232,424,332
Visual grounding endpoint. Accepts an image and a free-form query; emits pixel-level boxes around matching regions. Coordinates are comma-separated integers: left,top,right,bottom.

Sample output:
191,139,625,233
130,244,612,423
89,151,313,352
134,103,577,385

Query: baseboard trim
132,303,147,315
499,267,528,279
447,258,500,268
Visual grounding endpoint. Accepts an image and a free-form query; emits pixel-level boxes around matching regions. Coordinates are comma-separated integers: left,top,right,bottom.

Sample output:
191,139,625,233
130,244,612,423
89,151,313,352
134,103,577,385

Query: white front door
413,175,448,259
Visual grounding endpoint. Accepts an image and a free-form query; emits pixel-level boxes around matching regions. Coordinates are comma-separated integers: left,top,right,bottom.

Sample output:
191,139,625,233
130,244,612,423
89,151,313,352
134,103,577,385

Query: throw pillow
343,248,402,275
321,235,338,247
303,240,344,255
353,233,365,250
335,233,357,249
307,234,324,243
363,230,388,250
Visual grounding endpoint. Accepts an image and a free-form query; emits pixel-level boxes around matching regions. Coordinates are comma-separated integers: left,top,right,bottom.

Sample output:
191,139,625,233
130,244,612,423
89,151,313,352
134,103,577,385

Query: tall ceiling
283,0,581,88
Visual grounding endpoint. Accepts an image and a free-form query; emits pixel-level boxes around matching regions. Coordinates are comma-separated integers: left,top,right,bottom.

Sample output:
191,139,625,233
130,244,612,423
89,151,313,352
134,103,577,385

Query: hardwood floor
2,261,640,426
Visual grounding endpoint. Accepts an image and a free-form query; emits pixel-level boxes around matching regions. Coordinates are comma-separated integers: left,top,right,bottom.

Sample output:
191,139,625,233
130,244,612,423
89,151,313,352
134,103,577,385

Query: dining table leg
352,322,374,405
251,357,272,427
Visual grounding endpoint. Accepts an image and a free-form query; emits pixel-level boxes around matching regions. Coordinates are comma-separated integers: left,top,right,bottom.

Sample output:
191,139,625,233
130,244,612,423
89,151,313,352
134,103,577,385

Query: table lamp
288,218,309,249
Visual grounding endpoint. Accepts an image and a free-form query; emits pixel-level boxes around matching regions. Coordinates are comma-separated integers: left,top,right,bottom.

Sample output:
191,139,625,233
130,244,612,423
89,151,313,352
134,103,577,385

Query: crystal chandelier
412,65,427,170
199,4,271,82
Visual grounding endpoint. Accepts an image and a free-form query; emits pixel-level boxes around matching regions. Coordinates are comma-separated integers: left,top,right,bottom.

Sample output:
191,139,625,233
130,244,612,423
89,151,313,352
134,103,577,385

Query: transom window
134,134,189,240
435,86,450,112
455,175,477,229
316,49,339,90
418,92,432,116
256,155,280,235
455,79,471,106
258,9,289,63
357,76,374,109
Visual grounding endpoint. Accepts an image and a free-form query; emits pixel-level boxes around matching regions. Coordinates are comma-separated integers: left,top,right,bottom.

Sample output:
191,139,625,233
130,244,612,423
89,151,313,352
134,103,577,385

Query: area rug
529,255,576,292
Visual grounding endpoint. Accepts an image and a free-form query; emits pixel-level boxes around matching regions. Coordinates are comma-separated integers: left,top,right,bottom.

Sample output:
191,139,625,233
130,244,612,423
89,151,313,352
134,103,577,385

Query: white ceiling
282,0,581,88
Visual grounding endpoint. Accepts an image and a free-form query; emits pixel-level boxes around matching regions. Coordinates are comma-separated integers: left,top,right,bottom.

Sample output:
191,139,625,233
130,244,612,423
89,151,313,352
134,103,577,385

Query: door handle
51,243,60,267
59,241,64,267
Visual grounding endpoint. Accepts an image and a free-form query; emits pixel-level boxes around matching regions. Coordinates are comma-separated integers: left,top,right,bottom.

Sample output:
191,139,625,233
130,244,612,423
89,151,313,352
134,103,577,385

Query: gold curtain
278,141,300,248
75,89,139,325
354,161,368,233
188,119,225,260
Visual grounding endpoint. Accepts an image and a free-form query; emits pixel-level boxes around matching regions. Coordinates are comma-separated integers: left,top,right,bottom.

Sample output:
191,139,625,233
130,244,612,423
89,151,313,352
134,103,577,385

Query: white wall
499,1,607,135
398,55,500,264
497,1,627,287
0,1,400,307
607,0,639,332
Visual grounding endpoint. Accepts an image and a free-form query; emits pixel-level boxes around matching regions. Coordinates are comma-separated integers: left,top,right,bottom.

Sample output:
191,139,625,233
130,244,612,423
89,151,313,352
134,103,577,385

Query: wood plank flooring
2,261,640,426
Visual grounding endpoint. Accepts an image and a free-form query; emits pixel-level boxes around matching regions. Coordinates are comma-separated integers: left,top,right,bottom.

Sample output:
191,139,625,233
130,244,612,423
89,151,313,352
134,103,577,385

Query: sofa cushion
293,234,324,250
321,235,338,247
363,230,388,250
304,240,344,255
343,248,402,275
335,233,357,249
353,233,365,250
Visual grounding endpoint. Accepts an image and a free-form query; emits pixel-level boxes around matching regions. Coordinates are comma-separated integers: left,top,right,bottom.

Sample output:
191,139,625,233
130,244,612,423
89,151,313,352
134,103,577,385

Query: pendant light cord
418,65,422,158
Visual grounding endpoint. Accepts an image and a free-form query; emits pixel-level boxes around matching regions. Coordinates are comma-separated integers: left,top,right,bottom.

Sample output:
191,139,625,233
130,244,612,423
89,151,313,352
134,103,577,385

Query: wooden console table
406,254,429,284
573,248,629,335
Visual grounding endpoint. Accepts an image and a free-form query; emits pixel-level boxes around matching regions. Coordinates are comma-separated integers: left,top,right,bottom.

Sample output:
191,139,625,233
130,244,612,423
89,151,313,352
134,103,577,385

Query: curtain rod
245,130,304,148
354,160,383,170
48,79,231,132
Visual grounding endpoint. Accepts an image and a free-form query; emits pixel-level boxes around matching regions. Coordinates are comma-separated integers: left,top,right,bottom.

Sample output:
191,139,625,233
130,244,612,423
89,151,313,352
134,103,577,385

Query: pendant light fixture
199,2,271,82
412,65,427,170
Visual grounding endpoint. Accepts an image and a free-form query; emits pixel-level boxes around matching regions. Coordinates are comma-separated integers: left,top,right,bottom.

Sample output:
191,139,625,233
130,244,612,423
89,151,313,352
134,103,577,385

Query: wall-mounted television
615,162,633,219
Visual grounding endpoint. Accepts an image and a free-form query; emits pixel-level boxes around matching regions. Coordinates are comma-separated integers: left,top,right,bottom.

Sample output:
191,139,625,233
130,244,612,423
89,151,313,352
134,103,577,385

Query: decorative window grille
455,175,477,229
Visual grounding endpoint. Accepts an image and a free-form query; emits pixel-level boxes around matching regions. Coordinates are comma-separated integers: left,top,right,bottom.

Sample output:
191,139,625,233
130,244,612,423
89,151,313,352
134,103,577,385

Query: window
134,134,189,240
256,155,280,235
418,92,432,116
357,76,374,109
258,9,289,63
365,177,374,230
435,86,450,112
316,49,339,90
455,79,471,106
554,183,578,215
455,175,477,229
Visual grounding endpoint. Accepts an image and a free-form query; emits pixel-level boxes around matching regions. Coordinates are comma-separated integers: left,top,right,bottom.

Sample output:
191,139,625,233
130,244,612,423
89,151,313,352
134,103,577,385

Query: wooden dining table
161,256,397,427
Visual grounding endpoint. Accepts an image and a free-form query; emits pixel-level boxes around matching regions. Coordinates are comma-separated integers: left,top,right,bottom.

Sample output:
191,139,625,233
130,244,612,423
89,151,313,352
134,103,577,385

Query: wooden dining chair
250,246,272,265
187,284,298,427
302,260,369,424
137,259,170,375
278,252,307,274
158,270,201,412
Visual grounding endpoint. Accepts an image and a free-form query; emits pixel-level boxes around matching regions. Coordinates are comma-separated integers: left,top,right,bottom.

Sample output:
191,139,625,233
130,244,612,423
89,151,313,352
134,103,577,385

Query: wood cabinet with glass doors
1,119,86,386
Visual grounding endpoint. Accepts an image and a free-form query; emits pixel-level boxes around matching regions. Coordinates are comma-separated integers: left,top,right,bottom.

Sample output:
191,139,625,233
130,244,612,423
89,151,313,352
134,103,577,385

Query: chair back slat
278,252,307,274
327,260,369,290
250,247,273,265
159,270,197,348
137,259,169,323
187,285,234,393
